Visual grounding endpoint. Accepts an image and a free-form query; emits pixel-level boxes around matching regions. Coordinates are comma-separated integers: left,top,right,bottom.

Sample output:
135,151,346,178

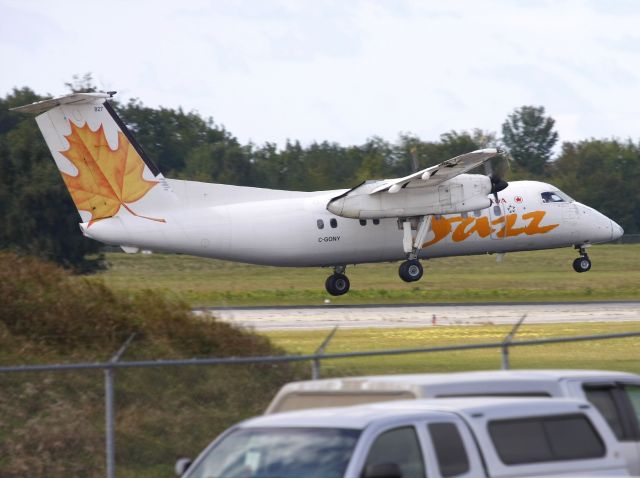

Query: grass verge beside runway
96,244,640,306
264,321,640,377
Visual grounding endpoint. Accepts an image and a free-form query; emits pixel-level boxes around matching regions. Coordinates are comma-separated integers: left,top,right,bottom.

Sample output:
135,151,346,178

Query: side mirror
362,462,403,478
174,458,192,476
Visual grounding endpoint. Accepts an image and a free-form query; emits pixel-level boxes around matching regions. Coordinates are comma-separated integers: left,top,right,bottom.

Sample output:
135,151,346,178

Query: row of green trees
1,79,638,270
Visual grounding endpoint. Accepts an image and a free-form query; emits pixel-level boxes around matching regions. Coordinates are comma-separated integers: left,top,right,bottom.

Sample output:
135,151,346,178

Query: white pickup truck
177,397,629,477
266,369,640,475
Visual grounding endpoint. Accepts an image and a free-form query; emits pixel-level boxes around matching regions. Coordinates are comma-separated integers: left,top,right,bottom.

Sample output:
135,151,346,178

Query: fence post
311,326,339,380
501,314,527,370
105,334,136,478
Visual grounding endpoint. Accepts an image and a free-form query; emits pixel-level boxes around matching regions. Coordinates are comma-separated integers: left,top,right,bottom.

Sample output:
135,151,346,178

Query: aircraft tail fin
11,92,175,224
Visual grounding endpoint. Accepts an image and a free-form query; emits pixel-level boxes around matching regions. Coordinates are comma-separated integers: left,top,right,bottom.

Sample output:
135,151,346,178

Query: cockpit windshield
541,190,574,203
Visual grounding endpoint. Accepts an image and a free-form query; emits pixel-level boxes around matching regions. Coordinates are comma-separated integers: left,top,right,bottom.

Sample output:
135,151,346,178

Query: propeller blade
489,148,510,201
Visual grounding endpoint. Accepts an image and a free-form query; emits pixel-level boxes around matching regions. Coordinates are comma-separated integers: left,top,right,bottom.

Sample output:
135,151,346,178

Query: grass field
264,321,640,377
3,252,640,477
95,244,640,306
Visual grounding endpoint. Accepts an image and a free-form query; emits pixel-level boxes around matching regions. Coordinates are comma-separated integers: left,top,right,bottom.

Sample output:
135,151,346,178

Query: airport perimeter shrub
0,252,303,477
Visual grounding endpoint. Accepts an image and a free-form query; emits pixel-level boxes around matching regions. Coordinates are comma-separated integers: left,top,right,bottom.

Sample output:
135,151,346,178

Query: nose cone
574,203,623,244
611,219,624,241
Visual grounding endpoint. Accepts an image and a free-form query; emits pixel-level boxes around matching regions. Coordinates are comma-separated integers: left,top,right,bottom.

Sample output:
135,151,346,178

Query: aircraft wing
370,148,500,194
327,148,502,219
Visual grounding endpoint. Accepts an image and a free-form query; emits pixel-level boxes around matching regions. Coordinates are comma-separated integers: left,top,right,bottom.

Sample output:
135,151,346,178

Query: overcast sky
2,0,639,148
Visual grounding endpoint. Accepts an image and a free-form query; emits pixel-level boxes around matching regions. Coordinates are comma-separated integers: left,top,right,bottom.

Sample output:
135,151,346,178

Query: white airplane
13,92,624,295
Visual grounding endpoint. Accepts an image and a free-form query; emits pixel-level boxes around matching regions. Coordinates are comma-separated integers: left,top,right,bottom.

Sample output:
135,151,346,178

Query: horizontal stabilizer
10,92,115,115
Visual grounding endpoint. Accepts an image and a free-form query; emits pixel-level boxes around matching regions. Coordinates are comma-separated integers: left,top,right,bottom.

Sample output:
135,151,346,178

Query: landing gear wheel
573,256,592,273
325,273,350,296
399,259,423,282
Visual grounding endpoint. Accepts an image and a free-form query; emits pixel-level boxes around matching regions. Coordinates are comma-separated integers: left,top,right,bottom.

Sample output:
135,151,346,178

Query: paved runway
197,301,640,331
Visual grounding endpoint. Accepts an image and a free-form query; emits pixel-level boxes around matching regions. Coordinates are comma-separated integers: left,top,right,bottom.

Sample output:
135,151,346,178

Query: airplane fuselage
82,179,621,268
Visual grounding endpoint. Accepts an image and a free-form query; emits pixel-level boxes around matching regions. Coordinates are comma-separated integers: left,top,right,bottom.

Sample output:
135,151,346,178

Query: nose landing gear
573,245,592,273
325,265,350,296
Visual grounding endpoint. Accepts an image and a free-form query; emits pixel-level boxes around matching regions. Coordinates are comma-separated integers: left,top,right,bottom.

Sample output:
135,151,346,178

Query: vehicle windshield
186,427,361,478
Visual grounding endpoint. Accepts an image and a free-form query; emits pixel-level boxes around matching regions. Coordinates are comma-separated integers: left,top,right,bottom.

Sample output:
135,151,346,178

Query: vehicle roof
278,369,640,391
245,397,591,430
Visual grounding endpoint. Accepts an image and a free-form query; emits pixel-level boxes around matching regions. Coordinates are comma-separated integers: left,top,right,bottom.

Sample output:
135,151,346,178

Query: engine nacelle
327,174,493,219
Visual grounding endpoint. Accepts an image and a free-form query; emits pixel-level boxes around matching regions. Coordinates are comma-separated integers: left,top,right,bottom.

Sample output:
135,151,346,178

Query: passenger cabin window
584,384,640,440
428,422,470,477
359,219,367,226
373,219,380,225
541,191,565,203
488,414,605,465
317,219,324,230
364,426,425,478
330,218,338,228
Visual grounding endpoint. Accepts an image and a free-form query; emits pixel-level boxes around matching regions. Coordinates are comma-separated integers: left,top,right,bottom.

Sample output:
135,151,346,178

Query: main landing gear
325,265,350,296
398,216,431,283
325,215,434,294
399,259,423,282
573,245,592,273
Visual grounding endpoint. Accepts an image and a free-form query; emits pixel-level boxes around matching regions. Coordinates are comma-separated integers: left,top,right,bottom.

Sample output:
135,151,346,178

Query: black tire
573,256,592,273
325,273,350,296
399,259,423,282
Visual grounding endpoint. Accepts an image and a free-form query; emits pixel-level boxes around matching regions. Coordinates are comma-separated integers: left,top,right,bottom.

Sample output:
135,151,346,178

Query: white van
266,369,640,474
178,397,629,477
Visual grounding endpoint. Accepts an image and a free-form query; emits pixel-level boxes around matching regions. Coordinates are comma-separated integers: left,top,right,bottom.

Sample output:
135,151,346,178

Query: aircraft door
438,184,452,206
560,203,579,222
558,203,579,240
438,184,463,208
489,201,505,239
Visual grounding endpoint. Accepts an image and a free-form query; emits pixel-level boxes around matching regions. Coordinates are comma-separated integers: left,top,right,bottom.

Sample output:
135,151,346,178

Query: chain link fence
1,328,640,478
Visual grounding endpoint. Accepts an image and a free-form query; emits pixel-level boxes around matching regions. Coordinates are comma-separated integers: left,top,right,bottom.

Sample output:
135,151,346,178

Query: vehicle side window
545,415,606,459
586,384,640,440
624,385,640,425
360,219,367,226
488,414,605,465
330,218,338,228
317,219,324,230
428,422,470,477
364,426,425,478
584,386,625,439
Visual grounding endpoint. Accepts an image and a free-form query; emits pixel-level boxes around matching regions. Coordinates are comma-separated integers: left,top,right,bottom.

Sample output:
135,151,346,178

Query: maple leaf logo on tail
59,121,165,225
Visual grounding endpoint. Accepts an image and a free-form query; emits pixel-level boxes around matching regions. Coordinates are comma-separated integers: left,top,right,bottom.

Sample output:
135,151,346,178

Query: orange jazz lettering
421,211,559,248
